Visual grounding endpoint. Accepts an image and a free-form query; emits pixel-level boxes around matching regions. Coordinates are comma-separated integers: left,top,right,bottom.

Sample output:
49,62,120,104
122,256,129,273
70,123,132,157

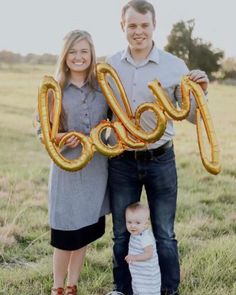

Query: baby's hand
125,254,136,264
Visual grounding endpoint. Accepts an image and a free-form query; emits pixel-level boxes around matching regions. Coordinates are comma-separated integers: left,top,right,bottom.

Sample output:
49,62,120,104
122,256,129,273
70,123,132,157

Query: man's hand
187,69,209,92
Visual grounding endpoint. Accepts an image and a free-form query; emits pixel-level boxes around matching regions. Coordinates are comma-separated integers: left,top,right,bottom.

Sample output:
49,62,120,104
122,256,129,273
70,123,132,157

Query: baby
125,202,161,295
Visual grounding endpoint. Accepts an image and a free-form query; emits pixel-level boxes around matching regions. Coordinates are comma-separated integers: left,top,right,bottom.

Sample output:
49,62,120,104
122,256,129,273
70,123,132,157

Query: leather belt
122,140,173,161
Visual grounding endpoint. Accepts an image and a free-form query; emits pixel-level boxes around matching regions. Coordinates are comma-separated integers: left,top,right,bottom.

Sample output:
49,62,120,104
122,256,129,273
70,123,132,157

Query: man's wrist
203,89,208,95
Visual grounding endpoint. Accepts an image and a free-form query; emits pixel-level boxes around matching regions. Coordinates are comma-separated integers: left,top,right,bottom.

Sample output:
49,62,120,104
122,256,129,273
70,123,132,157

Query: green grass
0,65,236,294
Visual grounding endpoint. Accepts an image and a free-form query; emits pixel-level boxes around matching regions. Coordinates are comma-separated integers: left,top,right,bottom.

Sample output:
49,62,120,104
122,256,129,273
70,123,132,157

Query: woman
38,30,109,295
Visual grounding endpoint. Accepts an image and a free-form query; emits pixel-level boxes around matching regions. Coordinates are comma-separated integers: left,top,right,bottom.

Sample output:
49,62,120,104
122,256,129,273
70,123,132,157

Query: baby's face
126,209,149,235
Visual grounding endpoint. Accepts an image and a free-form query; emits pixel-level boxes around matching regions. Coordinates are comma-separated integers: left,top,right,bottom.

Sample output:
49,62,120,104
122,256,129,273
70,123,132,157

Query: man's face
121,7,155,53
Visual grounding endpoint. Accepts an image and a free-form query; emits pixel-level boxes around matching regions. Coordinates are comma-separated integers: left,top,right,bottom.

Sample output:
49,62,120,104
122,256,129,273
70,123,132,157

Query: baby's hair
126,202,149,215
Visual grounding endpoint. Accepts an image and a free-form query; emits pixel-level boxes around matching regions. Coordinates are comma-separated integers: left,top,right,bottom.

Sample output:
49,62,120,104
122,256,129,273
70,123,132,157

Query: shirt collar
148,44,159,64
121,47,131,61
121,42,159,66
65,80,89,90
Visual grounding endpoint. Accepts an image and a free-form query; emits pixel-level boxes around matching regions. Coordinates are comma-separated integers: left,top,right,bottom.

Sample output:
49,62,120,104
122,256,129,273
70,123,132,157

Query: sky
0,0,235,58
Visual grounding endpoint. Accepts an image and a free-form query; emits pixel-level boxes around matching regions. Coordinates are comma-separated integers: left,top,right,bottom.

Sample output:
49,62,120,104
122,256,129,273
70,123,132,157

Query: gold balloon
148,79,190,120
90,120,124,157
37,65,221,175
182,77,221,175
38,76,94,171
96,63,167,143
38,65,168,171
149,75,221,175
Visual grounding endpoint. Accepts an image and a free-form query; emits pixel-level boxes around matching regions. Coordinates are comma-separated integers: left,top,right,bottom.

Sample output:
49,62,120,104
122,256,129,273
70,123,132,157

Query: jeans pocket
151,147,175,163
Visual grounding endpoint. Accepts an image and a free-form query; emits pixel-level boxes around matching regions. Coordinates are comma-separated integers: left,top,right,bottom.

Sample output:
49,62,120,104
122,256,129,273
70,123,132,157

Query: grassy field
0,64,235,295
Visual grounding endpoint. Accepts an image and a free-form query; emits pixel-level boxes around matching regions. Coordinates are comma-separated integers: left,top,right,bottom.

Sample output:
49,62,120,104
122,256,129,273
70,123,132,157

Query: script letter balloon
38,76,94,171
37,66,221,175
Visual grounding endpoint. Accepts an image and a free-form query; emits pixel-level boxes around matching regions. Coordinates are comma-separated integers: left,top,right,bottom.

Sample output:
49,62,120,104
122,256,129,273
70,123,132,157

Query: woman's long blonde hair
55,30,97,90
47,30,97,131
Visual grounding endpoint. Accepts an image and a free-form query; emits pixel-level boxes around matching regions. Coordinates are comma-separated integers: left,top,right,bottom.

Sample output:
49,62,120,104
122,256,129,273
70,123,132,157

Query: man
106,1,209,295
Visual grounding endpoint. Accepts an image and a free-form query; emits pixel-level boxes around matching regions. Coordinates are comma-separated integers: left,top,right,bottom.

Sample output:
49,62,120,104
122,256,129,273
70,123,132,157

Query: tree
165,19,195,63
220,57,236,79
165,19,224,79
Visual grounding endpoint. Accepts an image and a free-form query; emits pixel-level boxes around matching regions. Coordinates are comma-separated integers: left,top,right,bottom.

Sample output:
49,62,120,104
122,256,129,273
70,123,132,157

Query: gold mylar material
148,79,190,120
38,66,220,175
90,120,124,157
96,63,167,143
149,75,221,175
37,73,165,171
38,76,94,171
182,77,221,175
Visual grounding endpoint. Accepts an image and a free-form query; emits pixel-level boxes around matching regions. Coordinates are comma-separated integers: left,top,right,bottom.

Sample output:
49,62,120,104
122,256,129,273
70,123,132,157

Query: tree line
0,19,235,80
0,51,57,65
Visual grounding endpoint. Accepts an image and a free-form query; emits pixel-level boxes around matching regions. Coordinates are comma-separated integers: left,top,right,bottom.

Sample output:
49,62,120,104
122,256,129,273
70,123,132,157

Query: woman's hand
55,132,67,145
64,135,80,148
56,133,80,148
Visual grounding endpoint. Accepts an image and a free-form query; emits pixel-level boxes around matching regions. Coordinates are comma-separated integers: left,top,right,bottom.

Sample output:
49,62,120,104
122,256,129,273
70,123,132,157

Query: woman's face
66,39,92,75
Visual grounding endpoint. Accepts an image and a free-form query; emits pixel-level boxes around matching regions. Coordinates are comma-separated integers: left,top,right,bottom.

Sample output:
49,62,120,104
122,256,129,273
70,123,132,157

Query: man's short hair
121,0,156,24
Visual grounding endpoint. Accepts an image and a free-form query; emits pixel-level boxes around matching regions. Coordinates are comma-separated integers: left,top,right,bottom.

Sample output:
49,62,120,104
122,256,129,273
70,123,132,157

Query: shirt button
85,113,88,116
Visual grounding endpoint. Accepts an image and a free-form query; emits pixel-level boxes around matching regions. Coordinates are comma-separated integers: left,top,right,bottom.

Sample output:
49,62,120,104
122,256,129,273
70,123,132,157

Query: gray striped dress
128,229,161,295
48,82,110,231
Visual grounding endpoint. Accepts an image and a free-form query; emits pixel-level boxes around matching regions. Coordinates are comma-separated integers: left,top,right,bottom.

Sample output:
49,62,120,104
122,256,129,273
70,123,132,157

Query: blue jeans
108,145,180,295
